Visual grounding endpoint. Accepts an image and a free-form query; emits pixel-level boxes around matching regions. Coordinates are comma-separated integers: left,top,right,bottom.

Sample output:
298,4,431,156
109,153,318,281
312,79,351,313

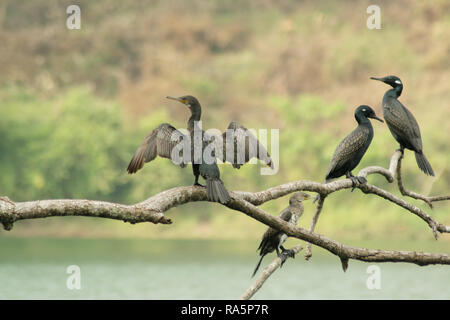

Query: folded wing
384,99,423,152
257,207,292,252
325,126,370,179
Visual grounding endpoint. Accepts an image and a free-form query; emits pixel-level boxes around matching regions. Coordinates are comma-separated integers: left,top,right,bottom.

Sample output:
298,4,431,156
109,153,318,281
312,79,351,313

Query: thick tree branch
0,151,448,279
225,197,450,266
1,151,449,237
240,245,303,300
237,193,447,299
0,196,172,230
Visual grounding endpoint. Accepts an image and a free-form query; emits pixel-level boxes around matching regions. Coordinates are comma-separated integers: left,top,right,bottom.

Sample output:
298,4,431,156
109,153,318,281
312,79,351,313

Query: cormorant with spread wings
127,95,273,204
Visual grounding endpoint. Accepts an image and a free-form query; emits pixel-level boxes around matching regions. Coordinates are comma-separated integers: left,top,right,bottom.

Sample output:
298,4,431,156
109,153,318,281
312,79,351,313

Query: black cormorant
127,95,273,204
370,75,434,176
324,105,383,188
252,192,312,277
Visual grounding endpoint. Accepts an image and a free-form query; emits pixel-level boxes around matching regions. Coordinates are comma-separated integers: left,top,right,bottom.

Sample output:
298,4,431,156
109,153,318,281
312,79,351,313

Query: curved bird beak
370,76,385,83
295,194,312,203
370,115,384,123
166,96,186,104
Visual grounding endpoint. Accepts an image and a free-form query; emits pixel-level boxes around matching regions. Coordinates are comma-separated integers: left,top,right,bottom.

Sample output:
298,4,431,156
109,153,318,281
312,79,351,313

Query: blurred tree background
0,0,449,241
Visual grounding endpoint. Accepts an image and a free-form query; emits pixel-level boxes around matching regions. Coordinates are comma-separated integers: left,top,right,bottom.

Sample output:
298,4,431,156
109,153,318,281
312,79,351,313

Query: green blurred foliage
0,86,127,201
0,0,449,241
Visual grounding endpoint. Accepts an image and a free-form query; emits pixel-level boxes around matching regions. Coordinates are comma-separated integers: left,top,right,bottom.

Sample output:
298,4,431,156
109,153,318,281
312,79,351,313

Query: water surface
0,238,448,299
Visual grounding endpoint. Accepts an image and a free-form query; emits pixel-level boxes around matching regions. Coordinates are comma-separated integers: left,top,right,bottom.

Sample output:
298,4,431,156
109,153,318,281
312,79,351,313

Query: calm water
0,238,448,299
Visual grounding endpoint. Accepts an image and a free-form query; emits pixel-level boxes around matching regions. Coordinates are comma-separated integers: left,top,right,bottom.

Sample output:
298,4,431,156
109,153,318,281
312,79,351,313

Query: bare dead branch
225,197,450,267
304,196,325,260
395,152,450,208
0,197,172,230
357,183,446,239
1,151,448,238
0,150,448,284
240,245,303,300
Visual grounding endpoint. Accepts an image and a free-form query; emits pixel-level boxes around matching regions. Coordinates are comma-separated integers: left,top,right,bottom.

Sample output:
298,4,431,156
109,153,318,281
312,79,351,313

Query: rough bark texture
0,151,449,298
240,245,304,300
1,150,449,299
0,197,172,231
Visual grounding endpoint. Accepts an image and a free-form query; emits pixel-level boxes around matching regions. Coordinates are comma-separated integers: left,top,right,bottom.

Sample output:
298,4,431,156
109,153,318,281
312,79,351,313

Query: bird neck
289,203,304,223
354,113,371,126
289,202,304,210
386,85,403,98
187,106,202,132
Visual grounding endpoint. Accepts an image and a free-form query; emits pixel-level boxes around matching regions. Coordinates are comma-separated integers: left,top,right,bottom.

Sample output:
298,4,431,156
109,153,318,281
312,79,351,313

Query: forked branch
0,151,448,261
0,150,449,300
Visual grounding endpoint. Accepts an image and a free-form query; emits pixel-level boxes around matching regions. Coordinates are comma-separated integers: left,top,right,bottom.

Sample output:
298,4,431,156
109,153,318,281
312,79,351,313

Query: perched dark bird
127,95,273,204
370,75,434,176
252,192,312,277
324,105,383,189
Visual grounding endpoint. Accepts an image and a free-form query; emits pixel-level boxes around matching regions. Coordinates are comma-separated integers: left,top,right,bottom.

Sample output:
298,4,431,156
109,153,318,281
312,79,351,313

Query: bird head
289,192,312,204
355,105,384,122
166,95,200,110
370,75,402,88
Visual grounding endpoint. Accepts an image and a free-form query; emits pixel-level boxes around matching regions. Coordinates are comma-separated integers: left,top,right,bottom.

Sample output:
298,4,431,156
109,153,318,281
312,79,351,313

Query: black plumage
371,75,434,176
324,105,383,187
127,95,273,204
252,192,312,277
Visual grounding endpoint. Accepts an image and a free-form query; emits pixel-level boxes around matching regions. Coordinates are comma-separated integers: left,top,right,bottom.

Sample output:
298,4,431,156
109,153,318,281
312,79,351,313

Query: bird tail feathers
206,179,231,204
252,255,265,278
415,152,435,176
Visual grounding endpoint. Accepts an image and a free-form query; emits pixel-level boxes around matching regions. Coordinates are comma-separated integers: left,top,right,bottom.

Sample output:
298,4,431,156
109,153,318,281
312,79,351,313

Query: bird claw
350,176,367,192
283,249,296,259
357,176,367,184
278,252,288,267
350,177,358,191
193,183,205,188
279,249,295,267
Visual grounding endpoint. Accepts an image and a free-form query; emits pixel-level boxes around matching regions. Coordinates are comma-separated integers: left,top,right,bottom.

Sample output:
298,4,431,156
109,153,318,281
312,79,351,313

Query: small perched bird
370,75,434,176
323,105,383,189
127,95,273,204
252,192,312,277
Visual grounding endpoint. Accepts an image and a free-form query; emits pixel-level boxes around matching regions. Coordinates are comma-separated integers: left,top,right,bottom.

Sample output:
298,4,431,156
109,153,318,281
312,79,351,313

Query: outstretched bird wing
211,121,273,169
383,98,422,152
127,123,187,174
325,125,371,180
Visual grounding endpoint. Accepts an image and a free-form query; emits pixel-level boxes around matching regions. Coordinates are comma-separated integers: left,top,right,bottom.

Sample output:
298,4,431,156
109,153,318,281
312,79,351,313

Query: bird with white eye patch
320,105,383,194
370,75,434,176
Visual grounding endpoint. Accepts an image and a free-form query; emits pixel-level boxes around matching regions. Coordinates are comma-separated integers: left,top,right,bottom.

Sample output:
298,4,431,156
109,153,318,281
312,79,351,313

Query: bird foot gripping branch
349,176,367,192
